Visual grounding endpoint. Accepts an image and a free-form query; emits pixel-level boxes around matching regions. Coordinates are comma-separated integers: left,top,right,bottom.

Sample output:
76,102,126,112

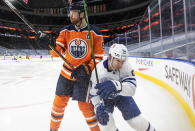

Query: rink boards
1,55,195,128
128,57,195,128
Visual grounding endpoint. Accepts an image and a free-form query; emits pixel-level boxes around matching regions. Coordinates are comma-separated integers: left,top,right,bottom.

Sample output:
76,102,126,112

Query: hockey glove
37,31,55,46
71,64,91,88
95,103,109,125
71,64,91,80
95,80,122,99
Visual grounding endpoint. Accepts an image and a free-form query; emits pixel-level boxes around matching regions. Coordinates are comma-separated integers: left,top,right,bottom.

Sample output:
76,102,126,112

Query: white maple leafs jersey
90,57,137,106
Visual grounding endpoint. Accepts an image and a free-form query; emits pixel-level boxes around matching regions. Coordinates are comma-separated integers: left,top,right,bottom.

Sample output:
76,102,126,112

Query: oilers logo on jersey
68,38,88,58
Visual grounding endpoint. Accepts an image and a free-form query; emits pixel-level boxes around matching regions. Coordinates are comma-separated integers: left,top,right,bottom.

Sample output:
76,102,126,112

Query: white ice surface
0,59,194,131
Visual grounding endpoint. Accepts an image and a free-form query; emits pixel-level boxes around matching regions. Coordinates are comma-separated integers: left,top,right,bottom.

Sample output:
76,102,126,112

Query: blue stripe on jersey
122,77,136,87
90,25,102,35
123,80,136,87
122,77,136,82
89,94,99,98
146,122,151,131
103,59,112,72
60,24,102,35
60,24,75,31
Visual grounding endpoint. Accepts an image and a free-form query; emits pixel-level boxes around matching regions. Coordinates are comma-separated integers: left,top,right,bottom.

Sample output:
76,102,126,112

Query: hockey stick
3,0,35,32
3,0,40,54
83,0,100,102
48,44,74,69
3,0,74,68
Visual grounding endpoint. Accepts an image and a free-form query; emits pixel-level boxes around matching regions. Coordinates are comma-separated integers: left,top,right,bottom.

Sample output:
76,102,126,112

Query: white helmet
109,43,128,61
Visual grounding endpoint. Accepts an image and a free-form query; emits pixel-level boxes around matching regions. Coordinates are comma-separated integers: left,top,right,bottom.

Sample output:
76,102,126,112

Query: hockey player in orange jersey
49,0,104,131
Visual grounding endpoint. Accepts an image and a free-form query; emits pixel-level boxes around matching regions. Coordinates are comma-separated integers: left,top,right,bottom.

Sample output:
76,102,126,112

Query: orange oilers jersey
55,24,105,80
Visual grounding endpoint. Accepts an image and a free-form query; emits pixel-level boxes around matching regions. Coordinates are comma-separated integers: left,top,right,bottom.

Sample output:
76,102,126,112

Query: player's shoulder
91,60,104,74
60,25,75,32
125,58,133,67
90,25,102,36
96,60,104,69
121,59,133,72
91,60,105,81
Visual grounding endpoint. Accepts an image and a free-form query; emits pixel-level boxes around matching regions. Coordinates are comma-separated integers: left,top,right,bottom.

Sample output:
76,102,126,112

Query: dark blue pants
104,96,141,120
55,75,88,102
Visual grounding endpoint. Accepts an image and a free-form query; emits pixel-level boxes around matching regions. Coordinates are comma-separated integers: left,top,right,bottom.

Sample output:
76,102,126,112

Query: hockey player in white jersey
90,44,155,131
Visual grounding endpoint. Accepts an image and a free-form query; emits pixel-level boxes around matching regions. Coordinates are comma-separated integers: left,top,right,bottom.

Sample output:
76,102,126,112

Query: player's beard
70,17,80,25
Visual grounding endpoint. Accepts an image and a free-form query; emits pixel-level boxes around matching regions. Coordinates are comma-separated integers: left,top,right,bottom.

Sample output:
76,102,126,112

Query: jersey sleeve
49,45,65,57
119,68,137,96
88,33,105,70
50,29,67,57
89,69,101,106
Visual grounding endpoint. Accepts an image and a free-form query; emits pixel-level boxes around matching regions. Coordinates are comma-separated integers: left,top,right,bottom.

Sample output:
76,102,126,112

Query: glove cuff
111,80,122,92
94,102,104,110
91,96,101,108
95,103,100,109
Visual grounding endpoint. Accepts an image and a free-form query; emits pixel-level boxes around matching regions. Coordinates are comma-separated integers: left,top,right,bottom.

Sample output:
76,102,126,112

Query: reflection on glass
172,0,185,35
104,0,195,62
161,0,172,37
150,2,161,41
140,11,150,44
127,26,139,45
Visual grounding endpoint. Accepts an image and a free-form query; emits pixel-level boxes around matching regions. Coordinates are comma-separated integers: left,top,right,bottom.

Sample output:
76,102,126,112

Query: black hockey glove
36,31,55,47
71,64,91,80
71,64,91,88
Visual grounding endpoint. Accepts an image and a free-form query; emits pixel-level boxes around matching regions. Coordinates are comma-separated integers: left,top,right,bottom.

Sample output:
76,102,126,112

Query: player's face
69,10,81,25
111,58,125,70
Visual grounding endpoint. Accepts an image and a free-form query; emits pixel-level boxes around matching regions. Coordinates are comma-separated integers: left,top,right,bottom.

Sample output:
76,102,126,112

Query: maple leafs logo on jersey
68,38,88,58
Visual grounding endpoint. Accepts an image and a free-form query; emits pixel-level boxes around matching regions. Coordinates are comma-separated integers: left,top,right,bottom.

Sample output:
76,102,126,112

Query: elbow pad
119,82,136,96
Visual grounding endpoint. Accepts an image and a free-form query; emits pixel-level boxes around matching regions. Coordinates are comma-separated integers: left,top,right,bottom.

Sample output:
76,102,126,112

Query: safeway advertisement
128,57,195,114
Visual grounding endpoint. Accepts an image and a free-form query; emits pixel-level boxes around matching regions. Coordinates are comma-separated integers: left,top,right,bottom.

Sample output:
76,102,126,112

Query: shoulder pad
90,25,102,36
60,25,75,32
